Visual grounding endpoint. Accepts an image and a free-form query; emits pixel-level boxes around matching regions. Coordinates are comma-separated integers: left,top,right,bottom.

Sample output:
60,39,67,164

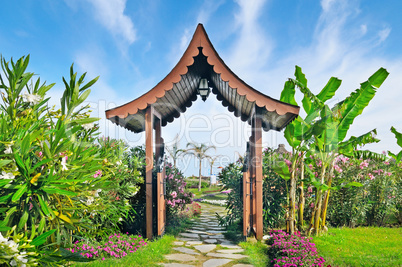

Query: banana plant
275,66,341,234
295,67,389,235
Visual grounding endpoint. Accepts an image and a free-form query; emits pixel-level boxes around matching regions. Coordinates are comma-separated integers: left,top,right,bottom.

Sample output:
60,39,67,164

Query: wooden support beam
243,171,250,238
250,126,256,233
253,108,263,240
145,106,154,239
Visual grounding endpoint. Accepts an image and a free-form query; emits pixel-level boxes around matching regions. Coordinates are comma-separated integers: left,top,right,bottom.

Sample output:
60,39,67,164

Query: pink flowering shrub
165,163,193,213
267,230,326,267
69,233,147,260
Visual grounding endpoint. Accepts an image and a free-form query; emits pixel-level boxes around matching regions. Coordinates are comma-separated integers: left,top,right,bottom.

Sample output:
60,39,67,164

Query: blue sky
1,0,401,176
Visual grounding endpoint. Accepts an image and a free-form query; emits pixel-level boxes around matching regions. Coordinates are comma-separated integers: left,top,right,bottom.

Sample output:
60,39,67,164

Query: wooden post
253,108,263,240
155,117,163,236
249,134,256,233
145,106,154,239
243,170,250,238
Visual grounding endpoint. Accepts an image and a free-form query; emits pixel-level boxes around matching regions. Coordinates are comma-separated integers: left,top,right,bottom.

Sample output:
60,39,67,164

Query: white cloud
219,0,402,156
226,0,272,84
196,0,225,25
180,28,191,52
378,27,391,43
84,0,136,44
360,24,367,35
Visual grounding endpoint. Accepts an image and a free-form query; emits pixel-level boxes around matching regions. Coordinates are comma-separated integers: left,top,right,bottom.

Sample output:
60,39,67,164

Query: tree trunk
298,158,305,230
314,190,323,236
198,158,202,192
288,153,297,234
312,164,326,235
320,159,335,230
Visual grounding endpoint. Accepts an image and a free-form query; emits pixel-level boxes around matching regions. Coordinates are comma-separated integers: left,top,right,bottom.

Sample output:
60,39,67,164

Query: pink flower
334,164,342,173
360,161,369,169
368,173,375,180
171,191,177,198
284,159,292,167
93,170,102,178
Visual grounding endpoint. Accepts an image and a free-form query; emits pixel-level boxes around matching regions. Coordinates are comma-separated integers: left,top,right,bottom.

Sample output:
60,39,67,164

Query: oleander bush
0,55,143,265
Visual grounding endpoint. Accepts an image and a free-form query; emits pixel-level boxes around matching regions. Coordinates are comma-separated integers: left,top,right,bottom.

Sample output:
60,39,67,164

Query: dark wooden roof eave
106,23,300,132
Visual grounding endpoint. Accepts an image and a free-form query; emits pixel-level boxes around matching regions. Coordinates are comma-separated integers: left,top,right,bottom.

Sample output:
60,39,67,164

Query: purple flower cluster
69,233,147,260
267,230,326,267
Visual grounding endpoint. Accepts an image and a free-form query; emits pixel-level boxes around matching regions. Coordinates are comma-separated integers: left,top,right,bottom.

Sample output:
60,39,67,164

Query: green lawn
188,185,222,198
74,235,175,267
313,227,402,267
239,241,269,267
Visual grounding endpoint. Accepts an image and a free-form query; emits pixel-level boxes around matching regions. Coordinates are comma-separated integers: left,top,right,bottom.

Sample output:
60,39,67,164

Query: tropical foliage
273,65,389,235
0,55,144,265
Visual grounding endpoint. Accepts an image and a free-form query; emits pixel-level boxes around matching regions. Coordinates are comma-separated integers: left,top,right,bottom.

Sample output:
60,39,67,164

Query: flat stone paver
165,254,197,262
185,241,203,246
219,243,241,249
161,264,195,267
160,203,252,267
216,249,244,254
180,233,200,238
194,244,216,253
177,237,199,242
207,230,225,233
202,259,232,267
206,252,248,259
173,247,200,255
187,229,208,234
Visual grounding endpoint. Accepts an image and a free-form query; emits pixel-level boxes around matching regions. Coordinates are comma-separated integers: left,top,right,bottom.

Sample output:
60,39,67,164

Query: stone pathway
160,203,254,267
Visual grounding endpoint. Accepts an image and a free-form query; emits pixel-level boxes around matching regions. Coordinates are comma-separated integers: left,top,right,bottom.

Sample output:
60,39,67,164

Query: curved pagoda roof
106,24,299,132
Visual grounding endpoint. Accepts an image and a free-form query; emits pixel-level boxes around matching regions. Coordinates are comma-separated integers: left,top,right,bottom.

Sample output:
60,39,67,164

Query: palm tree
186,142,216,191
166,134,185,169
208,155,221,175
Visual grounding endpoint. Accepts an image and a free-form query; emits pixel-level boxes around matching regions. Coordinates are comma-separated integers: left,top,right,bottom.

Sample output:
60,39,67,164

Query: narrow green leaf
12,183,27,202
21,133,31,155
70,117,100,125
37,216,46,234
18,209,29,229
42,187,78,196
0,159,12,168
38,195,50,216
43,141,52,159
76,89,91,105
31,229,56,246
79,76,99,92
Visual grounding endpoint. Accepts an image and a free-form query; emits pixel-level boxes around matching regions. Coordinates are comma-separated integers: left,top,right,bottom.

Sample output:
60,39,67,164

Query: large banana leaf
390,126,402,148
389,127,402,162
333,68,389,143
338,129,380,157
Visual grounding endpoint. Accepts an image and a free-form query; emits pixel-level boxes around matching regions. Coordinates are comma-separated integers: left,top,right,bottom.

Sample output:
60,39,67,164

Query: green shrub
0,55,143,264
